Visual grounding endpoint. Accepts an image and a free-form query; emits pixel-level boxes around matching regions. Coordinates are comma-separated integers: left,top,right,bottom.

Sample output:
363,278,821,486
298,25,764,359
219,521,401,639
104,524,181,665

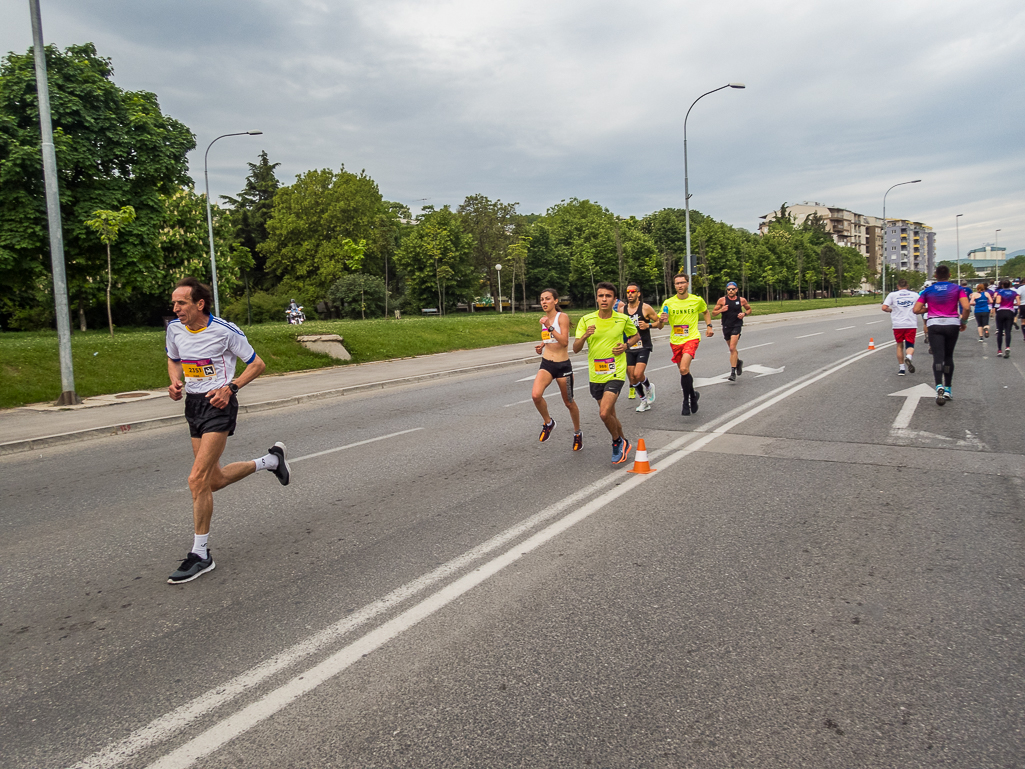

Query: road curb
0,356,537,457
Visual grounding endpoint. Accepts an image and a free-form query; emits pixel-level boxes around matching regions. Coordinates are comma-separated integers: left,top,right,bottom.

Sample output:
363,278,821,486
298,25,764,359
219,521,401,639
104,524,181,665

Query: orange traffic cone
627,438,657,474
868,337,875,350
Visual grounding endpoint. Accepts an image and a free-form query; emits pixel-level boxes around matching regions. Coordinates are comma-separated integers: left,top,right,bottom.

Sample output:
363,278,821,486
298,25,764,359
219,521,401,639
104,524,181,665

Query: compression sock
680,373,694,397
253,453,280,472
634,381,645,399
191,533,209,559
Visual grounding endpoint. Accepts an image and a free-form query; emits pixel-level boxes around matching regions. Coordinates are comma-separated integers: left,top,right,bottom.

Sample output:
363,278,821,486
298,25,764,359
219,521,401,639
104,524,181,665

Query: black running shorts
185,392,239,438
722,324,742,342
539,357,573,378
625,347,651,366
589,379,625,401
974,312,990,327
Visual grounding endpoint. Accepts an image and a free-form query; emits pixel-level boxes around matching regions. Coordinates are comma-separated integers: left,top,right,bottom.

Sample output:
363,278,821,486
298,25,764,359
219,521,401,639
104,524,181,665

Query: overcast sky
3,0,1022,261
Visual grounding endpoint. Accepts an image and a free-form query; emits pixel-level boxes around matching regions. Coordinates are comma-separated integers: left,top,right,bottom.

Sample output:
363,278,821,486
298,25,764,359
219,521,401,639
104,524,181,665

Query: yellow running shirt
575,311,638,383
661,294,707,344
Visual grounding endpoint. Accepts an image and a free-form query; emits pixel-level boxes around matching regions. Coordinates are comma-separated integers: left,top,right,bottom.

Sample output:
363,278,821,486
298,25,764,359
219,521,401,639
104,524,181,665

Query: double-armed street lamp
204,131,262,316
881,179,921,295
684,83,745,280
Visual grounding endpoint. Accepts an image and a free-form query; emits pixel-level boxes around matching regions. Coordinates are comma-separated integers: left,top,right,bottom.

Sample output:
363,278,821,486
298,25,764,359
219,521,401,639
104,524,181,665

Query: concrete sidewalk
0,303,879,456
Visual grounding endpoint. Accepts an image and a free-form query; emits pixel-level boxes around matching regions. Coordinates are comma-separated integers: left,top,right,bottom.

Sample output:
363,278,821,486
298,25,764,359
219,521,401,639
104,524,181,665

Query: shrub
327,274,387,319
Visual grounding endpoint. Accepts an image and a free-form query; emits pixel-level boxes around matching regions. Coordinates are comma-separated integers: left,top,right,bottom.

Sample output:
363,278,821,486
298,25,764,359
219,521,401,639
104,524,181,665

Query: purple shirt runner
917,282,966,326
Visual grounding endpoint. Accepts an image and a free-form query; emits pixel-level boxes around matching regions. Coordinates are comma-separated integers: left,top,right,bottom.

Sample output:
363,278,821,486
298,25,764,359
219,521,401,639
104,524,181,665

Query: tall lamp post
684,83,745,280
955,214,963,284
204,130,262,316
881,179,921,295
995,229,1002,281
495,263,503,313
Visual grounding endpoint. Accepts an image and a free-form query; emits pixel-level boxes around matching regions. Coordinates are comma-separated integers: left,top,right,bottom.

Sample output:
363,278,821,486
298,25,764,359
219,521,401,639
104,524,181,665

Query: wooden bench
421,308,439,315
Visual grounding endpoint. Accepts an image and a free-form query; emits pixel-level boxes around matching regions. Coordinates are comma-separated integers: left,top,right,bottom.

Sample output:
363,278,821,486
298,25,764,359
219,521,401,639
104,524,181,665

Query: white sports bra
540,312,565,344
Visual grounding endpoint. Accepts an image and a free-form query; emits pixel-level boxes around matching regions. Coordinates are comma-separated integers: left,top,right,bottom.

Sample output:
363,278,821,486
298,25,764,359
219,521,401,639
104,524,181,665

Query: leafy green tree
84,205,135,335
260,166,380,295
328,273,387,319
221,150,280,287
523,223,566,302
393,206,475,313
0,43,195,328
545,199,618,303
1000,254,1025,278
458,194,518,301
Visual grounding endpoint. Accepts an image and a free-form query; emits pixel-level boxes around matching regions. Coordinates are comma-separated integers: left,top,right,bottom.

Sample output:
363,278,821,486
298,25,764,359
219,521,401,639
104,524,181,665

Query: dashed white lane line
835,326,855,330
738,342,773,352
865,320,883,325
505,394,552,407
290,428,423,463
795,332,823,339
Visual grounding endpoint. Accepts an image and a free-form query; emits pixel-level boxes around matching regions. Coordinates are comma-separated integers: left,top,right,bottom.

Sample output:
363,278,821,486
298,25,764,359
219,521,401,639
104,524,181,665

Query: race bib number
541,326,553,343
673,324,690,337
593,357,616,373
182,358,216,379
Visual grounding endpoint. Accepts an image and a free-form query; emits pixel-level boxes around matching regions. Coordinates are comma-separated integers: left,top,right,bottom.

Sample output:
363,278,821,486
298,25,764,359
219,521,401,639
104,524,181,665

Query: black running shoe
168,551,215,584
736,359,743,376
690,390,700,413
268,442,290,486
573,432,583,451
539,418,557,442
984,328,989,338
905,358,915,373
682,397,691,416
728,371,736,381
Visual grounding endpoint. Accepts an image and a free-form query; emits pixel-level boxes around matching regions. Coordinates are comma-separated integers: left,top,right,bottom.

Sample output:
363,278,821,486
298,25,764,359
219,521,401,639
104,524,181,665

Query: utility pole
29,0,79,405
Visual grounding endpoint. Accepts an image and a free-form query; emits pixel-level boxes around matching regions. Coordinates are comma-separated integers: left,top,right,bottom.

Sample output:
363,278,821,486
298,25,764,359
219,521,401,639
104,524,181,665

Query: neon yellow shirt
661,294,707,344
575,311,638,383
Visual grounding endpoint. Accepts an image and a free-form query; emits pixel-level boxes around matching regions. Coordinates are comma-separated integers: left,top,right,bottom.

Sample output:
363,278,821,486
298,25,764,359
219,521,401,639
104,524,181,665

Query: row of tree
0,43,877,331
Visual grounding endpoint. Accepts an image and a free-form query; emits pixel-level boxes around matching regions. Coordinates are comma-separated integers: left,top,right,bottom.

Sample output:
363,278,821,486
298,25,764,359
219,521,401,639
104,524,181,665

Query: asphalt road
2,304,1024,769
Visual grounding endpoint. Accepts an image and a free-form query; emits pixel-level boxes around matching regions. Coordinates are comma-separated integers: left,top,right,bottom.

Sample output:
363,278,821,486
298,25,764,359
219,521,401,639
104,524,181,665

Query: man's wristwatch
227,382,240,395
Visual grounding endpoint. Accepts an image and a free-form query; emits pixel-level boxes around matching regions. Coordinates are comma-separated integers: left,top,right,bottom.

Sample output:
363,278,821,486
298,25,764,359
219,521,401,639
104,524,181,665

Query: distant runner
659,273,713,416
618,283,663,412
573,282,639,464
165,277,291,584
994,280,1020,358
882,278,919,375
969,283,991,342
712,281,752,381
531,288,582,450
913,265,969,405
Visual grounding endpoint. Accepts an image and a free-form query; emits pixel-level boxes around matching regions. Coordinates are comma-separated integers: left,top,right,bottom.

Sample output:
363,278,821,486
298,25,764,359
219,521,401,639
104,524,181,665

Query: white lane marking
290,429,423,464
795,332,823,338
887,383,937,429
738,342,773,351
72,433,684,769
504,394,552,407
865,320,883,325
835,326,855,330
125,343,887,769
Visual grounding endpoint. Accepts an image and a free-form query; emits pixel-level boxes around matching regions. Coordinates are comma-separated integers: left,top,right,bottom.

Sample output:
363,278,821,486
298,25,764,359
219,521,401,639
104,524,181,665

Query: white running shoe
645,382,655,403
636,400,650,412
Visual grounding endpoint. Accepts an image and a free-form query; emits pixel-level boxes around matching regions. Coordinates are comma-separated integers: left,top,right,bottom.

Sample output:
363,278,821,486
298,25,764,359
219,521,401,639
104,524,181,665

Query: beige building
759,203,885,273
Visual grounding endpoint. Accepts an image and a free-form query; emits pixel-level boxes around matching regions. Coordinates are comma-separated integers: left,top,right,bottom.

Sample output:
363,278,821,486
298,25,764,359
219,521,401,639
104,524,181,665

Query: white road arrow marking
888,382,936,429
693,364,785,387
744,364,786,378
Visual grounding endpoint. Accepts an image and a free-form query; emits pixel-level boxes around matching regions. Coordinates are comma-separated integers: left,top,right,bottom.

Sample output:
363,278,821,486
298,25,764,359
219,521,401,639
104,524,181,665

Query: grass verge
0,296,879,409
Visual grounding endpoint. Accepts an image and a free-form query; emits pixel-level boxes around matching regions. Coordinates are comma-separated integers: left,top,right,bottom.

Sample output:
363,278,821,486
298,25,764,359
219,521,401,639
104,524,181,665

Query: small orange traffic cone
868,337,875,350
627,438,657,474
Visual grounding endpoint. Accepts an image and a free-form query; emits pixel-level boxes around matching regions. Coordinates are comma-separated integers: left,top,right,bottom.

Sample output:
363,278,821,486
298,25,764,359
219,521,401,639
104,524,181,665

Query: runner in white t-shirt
164,277,291,585
882,278,920,376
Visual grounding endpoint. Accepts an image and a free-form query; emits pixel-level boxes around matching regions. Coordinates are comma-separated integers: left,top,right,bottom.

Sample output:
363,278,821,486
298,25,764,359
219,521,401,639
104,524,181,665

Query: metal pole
881,179,921,295
684,83,744,280
955,214,962,284
29,0,79,405
204,130,261,316
995,229,1002,281
495,264,502,313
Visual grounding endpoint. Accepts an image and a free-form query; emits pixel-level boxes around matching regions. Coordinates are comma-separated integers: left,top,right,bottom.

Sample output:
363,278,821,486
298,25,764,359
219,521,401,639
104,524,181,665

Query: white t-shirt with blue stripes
166,316,256,395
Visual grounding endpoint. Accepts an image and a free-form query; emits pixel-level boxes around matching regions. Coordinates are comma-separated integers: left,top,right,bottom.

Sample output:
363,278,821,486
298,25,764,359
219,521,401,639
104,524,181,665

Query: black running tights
995,310,1015,350
927,325,959,387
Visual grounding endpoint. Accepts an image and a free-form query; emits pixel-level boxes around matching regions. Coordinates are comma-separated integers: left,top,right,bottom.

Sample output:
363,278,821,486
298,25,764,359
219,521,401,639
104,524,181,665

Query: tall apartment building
882,220,935,275
758,203,885,272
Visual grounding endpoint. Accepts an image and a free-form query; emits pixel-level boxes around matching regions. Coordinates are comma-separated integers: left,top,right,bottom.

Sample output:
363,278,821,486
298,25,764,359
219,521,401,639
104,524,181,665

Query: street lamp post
495,263,502,313
684,83,745,280
204,131,262,316
881,179,921,294
955,214,963,284
995,229,1002,281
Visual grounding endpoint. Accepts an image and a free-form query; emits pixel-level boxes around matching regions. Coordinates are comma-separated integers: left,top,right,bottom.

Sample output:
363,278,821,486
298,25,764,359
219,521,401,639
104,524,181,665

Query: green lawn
0,296,880,409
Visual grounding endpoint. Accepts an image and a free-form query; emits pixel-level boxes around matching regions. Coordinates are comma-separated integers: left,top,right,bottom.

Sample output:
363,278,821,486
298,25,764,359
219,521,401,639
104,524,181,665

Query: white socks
192,533,209,559
253,453,280,472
